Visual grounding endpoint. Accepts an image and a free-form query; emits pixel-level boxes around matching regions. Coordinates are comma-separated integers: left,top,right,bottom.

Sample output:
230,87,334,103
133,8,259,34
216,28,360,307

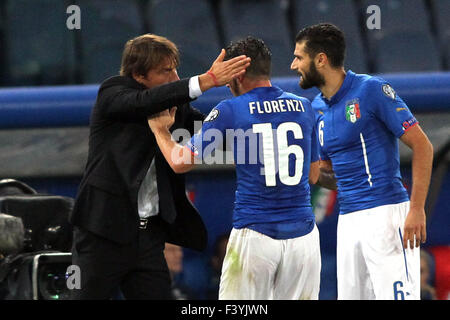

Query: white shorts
337,201,420,300
219,225,321,300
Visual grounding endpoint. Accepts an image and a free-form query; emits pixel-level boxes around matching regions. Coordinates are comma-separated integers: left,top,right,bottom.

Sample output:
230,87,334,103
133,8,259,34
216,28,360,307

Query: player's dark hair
295,23,345,68
224,36,271,79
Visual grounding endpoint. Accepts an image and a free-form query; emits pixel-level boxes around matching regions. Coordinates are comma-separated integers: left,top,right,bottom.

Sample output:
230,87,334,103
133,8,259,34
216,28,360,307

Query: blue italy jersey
312,70,417,214
188,86,319,239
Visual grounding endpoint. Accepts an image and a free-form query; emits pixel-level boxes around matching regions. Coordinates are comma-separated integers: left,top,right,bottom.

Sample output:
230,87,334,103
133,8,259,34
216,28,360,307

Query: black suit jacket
69,76,207,251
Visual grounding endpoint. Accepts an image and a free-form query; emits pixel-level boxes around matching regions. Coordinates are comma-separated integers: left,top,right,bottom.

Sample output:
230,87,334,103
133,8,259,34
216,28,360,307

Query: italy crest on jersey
345,99,361,123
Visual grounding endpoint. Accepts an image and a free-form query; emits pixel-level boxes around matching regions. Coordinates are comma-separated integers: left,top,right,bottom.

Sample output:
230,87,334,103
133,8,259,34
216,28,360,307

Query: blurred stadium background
0,0,449,300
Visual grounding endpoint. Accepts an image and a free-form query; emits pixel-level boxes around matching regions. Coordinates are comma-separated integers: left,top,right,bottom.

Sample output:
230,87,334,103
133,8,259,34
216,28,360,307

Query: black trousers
70,216,172,300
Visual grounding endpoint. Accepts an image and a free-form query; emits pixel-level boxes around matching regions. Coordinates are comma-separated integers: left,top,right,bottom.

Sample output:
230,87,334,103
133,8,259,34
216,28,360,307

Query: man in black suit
69,34,250,299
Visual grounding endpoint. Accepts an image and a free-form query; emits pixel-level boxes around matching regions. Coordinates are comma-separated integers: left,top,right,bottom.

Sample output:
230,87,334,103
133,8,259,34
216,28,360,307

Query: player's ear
231,75,243,88
316,53,327,68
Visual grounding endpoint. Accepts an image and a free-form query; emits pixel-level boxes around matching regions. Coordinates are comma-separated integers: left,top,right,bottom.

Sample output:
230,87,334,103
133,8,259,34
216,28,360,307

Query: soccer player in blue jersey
148,37,321,299
291,23,434,300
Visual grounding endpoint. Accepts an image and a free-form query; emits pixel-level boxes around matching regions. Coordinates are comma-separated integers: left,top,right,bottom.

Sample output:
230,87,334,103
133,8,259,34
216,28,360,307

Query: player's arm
148,107,195,174
309,160,320,185
309,111,334,188
316,159,337,190
399,124,433,249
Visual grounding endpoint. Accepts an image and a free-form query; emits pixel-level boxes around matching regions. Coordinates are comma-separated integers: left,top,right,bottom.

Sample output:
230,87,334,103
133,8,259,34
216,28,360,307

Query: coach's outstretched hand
199,49,251,91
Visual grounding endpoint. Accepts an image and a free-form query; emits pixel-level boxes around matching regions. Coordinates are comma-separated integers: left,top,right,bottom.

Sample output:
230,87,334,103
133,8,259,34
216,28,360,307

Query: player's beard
299,61,325,89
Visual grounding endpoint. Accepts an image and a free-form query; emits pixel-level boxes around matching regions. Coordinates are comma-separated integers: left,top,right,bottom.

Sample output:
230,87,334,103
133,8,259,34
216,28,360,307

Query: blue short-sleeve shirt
188,86,319,239
312,71,417,214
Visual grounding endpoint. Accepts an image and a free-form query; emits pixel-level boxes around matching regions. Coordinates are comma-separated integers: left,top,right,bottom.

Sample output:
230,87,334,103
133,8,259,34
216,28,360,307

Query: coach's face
291,41,325,89
134,57,180,89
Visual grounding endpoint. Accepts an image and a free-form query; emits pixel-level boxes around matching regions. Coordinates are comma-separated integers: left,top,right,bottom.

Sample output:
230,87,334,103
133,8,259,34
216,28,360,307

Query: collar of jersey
320,70,355,106
245,85,283,98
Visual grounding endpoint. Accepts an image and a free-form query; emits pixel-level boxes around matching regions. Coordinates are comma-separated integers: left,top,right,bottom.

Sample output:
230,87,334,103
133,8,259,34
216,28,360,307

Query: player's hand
148,107,177,132
199,49,251,91
402,207,426,249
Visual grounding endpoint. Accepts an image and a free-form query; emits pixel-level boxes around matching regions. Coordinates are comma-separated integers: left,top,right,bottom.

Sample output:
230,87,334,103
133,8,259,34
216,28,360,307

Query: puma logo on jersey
248,99,305,114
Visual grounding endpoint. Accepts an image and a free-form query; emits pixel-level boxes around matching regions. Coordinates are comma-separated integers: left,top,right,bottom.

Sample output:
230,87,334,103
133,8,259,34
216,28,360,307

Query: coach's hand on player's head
199,49,251,91
403,207,427,249
148,107,177,132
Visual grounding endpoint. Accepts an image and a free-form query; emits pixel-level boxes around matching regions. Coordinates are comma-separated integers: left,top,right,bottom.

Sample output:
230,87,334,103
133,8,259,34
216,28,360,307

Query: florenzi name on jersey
248,99,305,114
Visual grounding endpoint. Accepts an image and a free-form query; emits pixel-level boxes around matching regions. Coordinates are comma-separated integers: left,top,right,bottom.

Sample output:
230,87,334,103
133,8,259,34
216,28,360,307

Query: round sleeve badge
382,84,396,100
204,108,219,122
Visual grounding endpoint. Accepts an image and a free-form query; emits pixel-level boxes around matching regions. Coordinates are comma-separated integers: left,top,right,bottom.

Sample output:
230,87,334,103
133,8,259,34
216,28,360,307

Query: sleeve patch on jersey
402,117,418,131
204,108,220,122
382,84,396,100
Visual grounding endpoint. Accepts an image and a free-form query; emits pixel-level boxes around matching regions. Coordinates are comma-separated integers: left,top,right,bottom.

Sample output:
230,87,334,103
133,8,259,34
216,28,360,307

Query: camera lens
38,264,70,300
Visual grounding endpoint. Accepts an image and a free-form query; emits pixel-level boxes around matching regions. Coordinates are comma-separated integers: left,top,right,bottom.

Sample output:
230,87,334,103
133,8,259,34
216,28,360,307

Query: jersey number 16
253,122,304,187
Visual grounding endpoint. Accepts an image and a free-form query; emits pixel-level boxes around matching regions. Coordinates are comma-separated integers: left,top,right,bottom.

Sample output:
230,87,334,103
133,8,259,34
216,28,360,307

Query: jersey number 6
253,122,304,187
